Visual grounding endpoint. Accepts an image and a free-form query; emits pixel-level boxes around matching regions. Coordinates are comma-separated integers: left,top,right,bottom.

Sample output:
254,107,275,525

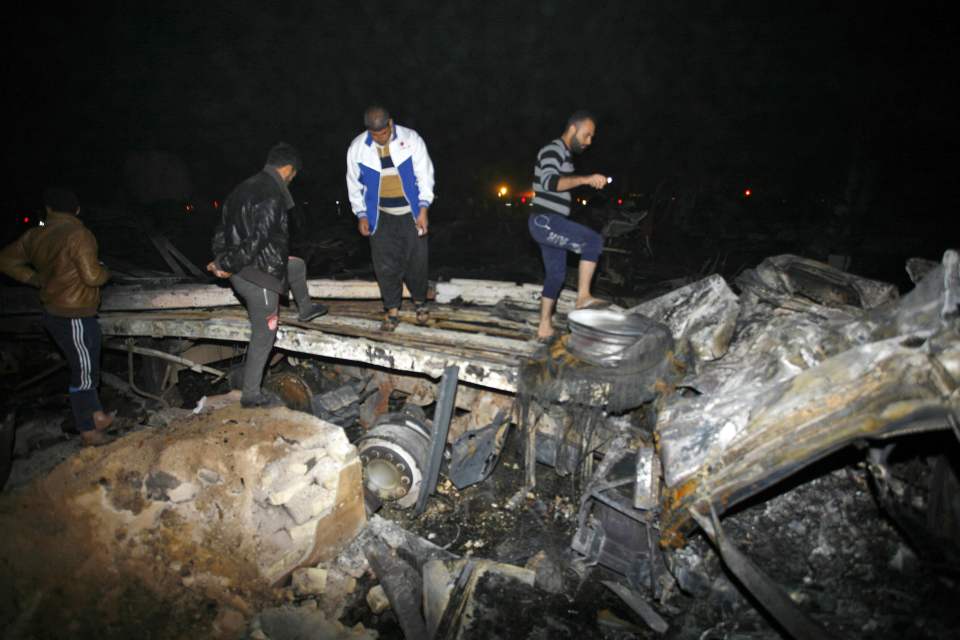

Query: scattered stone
291,567,328,596
198,468,222,485
213,606,246,639
366,584,391,614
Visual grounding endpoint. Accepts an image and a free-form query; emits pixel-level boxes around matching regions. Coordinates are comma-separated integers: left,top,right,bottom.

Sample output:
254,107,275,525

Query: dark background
2,1,957,269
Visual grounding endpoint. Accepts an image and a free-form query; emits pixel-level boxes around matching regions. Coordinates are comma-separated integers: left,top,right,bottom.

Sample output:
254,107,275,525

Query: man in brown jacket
0,188,114,445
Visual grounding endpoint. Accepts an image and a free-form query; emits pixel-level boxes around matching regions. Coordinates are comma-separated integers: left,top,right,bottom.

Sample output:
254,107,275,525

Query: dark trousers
230,257,312,398
369,212,429,310
42,312,102,432
528,212,603,300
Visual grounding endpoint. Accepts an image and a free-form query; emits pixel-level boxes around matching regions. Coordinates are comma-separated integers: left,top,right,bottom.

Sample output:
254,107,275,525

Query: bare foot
575,297,610,310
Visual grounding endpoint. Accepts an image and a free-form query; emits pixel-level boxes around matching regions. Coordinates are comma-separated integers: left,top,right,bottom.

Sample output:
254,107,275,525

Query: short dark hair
265,142,301,172
364,105,391,131
566,110,596,130
43,187,79,214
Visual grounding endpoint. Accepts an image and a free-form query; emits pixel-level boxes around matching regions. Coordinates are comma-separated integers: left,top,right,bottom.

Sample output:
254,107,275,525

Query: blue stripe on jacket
359,155,422,234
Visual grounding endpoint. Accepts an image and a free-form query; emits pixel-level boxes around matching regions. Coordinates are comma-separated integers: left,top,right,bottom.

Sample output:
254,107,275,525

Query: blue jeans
528,213,603,299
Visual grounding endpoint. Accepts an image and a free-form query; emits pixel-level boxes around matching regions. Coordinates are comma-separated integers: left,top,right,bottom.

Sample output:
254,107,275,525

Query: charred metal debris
2,251,959,637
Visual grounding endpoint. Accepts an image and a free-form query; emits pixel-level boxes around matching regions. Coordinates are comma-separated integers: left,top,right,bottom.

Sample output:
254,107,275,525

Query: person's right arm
346,143,370,236
538,146,607,192
557,174,608,191
0,233,43,286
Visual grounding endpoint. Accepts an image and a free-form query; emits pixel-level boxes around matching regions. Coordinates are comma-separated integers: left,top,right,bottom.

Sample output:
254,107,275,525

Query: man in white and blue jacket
346,105,435,331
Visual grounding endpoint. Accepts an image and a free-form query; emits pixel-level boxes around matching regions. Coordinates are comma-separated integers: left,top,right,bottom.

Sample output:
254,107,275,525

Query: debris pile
0,399,365,638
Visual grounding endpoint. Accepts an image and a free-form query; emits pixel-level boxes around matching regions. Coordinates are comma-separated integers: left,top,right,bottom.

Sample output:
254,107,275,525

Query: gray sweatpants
230,257,311,397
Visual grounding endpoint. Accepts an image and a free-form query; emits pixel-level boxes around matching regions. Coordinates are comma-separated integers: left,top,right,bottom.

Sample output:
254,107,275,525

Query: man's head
562,110,597,154
265,142,301,184
43,187,79,218
364,105,393,146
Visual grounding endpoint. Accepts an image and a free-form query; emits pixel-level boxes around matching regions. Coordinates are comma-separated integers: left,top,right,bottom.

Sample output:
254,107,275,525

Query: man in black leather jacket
208,142,327,407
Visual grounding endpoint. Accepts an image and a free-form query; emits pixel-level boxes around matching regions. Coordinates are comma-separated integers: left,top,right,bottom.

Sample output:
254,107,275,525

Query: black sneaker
298,303,329,322
240,391,285,408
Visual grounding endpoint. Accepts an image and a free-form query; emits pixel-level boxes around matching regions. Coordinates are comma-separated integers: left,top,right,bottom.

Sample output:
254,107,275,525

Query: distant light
520,196,526,204
744,188,752,197
617,198,623,205
185,203,194,213
212,200,220,209
505,202,512,207
335,200,340,205
23,216,30,223
497,185,508,197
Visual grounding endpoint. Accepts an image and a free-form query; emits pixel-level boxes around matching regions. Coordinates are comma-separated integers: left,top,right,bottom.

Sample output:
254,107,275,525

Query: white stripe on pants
72,318,91,390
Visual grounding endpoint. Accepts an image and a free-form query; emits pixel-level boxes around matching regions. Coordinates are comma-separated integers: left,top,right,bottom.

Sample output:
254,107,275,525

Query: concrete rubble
0,398,366,638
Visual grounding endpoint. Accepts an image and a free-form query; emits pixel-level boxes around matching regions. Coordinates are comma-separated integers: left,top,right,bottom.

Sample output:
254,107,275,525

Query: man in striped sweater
529,111,610,342
0,188,114,445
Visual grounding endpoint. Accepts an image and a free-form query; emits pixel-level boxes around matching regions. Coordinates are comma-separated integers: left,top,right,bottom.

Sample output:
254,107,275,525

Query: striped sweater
531,138,574,216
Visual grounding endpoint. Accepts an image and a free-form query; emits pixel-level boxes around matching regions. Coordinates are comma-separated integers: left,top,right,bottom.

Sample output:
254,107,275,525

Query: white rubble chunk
167,481,199,503
366,584,390,614
292,567,328,596
283,483,336,525
267,464,311,506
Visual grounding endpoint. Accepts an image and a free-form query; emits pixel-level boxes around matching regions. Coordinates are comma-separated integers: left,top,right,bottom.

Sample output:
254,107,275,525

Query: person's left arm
412,133,435,236
70,229,110,287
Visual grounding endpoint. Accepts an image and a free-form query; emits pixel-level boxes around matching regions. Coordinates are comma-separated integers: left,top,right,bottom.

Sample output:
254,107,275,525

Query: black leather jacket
212,169,292,289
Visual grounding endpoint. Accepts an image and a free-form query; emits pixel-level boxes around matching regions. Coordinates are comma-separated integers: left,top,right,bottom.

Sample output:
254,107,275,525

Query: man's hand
415,208,429,237
358,217,371,237
584,174,608,189
206,261,231,279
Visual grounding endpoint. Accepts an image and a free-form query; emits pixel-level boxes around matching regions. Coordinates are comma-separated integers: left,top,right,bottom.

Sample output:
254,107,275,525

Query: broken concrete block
309,457,343,491
284,483,336,525
325,434,356,463
366,584,390,614
267,469,312,506
291,567,328,596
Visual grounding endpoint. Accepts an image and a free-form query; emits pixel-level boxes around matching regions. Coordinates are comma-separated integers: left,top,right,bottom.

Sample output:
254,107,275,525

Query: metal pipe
106,342,226,379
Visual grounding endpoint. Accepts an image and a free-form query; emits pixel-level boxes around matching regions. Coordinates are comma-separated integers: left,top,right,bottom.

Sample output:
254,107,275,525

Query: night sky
4,2,957,228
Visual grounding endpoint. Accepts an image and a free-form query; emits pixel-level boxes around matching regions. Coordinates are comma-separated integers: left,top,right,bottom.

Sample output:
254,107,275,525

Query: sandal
415,304,430,326
380,314,401,332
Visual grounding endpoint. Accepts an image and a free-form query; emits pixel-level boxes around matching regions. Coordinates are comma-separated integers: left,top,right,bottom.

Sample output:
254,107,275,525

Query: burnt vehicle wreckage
1,249,959,638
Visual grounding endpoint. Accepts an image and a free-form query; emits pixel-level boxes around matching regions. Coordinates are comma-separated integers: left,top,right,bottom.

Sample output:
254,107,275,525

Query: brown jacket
0,211,109,317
